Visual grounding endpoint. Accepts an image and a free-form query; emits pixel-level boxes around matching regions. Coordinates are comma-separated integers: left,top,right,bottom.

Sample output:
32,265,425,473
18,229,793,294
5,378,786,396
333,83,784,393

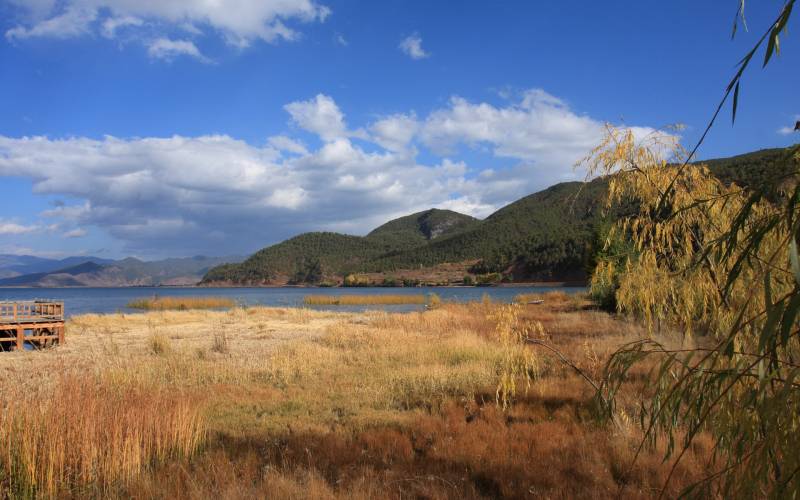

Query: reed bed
0,292,712,498
127,296,235,311
514,290,583,307
303,294,427,305
0,375,205,497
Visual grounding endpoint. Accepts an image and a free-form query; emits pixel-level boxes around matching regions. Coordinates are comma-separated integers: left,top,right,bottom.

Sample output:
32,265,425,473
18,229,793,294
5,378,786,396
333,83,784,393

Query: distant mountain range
0,255,244,287
202,145,799,286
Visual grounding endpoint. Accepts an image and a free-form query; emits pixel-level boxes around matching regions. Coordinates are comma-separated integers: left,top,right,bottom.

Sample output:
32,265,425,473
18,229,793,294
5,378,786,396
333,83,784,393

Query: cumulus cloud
399,33,429,59
63,228,88,238
0,221,41,235
370,113,419,152
5,0,329,55
0,89,662,255
268,135,308,155
422,89,602,159
285,94,349,141
147,38,209,62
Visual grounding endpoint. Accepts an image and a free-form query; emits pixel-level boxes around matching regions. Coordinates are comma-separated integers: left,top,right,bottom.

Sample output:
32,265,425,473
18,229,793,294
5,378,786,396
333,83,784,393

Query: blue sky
0,0,797,259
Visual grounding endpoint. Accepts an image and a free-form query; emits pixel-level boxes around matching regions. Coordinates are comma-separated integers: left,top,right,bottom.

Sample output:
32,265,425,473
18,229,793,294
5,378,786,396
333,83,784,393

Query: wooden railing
0,301,64,323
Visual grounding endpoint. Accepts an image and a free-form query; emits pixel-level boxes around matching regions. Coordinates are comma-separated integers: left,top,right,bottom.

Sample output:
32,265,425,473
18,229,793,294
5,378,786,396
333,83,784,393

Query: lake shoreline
0,281,587,289
0,285,587,316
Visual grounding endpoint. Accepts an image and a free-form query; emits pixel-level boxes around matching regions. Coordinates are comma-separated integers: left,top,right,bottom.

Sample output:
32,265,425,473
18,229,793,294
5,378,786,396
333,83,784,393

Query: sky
0,0,797,260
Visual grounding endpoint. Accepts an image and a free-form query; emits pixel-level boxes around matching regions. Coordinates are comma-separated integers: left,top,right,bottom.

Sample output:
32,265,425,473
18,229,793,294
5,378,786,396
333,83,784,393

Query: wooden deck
0,301,65,351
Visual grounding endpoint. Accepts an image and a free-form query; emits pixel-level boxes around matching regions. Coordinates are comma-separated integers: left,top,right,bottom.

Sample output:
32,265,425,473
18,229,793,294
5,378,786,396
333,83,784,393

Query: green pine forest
201,145,798,286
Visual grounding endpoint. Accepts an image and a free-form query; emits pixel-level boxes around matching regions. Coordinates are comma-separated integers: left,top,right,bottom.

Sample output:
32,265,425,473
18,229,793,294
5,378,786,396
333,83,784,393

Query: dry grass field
0,294,715,498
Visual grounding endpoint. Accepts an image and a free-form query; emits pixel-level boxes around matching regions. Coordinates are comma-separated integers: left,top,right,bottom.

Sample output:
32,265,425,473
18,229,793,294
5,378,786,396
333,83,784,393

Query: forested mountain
364,180,613,280
201,209,478,284
366,209,479,249
201,145,798,286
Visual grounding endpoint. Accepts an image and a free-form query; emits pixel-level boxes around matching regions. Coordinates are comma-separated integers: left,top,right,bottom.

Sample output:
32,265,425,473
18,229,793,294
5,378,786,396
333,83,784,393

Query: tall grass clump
0,375,205,497
128,296,234,311
303,294,426,305
211,330,229,354
148,332,172,356
492,304,541,409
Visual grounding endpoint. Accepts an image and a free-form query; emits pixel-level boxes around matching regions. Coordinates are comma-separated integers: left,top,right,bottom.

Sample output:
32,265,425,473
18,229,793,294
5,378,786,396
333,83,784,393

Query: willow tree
585,126,800,497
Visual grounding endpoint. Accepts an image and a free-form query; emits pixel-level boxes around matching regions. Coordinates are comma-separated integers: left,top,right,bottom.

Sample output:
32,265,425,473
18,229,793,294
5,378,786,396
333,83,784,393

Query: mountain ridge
202,145,799,286
0,255,244,287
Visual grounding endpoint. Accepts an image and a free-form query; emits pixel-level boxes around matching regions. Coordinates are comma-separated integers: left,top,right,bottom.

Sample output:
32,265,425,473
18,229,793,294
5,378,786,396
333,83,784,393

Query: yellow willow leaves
583,126,793,343
584,127,800,497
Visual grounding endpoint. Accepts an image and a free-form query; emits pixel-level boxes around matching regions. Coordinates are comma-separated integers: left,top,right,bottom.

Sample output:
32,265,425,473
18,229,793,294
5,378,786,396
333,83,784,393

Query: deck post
13,303,17,322
16,326,24,351
58,325,65,345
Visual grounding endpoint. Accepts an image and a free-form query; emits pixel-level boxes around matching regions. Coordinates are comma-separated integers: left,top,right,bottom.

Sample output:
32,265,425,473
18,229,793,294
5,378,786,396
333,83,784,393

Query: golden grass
515,290,575,304
303,294,427,305
0,375,204,497
127,296,235,311
0,292,713,498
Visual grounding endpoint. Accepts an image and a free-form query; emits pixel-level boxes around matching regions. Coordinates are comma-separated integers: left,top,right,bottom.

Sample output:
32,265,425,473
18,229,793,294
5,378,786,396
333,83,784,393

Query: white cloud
399,33,429,59
5,0,330,54
101,15,143,38
0,244,84,259
334,33,347,46
63,228,88,238
285,94,349,141
0,89,661,255
6,6,96,40
370,113,419,152
0,221,40,235
421,89,605,161
179,22,203,36
147,37,209,62
268,135,308,155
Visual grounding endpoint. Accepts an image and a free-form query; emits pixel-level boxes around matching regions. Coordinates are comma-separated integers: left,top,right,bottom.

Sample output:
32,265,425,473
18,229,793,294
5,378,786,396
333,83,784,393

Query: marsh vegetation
127,296,235,311
303,294,428,305
0,295,715,498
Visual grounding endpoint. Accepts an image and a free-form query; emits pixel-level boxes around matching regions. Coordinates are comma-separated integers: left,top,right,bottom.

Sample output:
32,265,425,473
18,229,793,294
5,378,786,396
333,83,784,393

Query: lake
0,285,585,316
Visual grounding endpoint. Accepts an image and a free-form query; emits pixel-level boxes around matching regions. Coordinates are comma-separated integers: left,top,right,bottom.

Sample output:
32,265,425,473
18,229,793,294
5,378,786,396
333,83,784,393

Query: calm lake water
0,286,585,316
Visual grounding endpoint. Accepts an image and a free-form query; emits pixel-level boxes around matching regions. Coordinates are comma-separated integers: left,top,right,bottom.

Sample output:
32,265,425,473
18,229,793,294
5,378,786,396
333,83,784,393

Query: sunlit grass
0,292,712,497
127,296,235,311
303,294,427,305
515,290,575,304
0,375,205,497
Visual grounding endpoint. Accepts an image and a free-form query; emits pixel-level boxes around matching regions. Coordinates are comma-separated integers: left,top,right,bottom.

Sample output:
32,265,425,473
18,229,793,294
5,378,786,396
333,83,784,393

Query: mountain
0,262,106,287
201,182,613,285
366,209,479,249
201,209,478,285
0,255,244,287
0,255,115,278
363,179,613,281
202,145,799,286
